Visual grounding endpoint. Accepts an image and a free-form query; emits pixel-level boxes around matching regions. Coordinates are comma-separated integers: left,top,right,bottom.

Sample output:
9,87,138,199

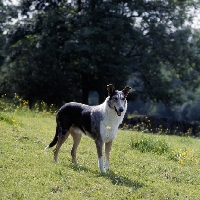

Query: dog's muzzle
114,107,124,116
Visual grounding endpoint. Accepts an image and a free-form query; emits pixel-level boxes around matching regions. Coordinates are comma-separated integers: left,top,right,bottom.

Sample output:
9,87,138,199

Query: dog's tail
44,126,58,150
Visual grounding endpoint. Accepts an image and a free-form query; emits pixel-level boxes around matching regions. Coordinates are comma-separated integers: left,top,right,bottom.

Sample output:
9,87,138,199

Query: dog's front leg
95,139,105,173
105,141,112,171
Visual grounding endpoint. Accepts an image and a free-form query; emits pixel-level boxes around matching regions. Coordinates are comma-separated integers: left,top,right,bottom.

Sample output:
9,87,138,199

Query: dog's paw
100,169,106,173
105,162,109,171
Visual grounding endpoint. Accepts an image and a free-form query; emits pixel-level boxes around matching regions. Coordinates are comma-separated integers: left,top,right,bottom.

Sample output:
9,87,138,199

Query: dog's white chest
100,112,123,143
92,98,126,143
100,122,118,143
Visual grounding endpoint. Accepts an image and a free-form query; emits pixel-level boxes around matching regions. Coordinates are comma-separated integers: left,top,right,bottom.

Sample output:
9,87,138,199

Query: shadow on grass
69,163,90,173
100,170,144,189
69,163,144,190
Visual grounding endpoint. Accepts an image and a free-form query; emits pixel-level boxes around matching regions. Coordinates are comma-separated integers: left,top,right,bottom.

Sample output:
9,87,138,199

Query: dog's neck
107,97,115,110
107,99,113,109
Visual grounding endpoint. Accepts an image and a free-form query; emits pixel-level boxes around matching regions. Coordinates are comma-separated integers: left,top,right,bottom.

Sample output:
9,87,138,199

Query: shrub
130,135,170,155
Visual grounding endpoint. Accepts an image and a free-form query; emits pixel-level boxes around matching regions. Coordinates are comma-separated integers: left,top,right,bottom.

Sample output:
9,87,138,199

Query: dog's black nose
119,107,124,112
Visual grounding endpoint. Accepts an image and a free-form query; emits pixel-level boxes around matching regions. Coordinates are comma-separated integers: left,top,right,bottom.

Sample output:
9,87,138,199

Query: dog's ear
107,84,115,96
122,86,131,97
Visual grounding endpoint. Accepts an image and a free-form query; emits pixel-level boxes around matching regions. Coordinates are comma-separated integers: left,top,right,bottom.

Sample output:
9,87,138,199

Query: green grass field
0,110,200,200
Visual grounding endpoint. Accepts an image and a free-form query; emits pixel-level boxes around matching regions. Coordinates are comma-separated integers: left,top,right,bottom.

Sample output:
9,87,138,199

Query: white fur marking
44,145,49,150
99,157,105,173
100,98,127,143
105,160,109,170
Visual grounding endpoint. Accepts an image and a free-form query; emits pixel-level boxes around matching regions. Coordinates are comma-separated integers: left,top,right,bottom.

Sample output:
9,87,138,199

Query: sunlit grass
130,133,199,166
1,117,199,199
0,96,200,199
131,135,170,155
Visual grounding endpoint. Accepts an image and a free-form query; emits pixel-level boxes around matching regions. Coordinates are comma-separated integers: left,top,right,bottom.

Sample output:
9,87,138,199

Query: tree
1,0,200,106
0,0,19,93
1,2,82,106
2,0,135,105
125,0,200,105
64,1,135,103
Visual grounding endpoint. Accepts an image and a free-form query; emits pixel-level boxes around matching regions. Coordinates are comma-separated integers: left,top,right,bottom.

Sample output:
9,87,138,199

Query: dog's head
107,84,131,116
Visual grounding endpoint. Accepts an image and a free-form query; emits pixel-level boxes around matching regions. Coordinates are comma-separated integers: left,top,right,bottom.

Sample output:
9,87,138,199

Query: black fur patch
56,102,96,138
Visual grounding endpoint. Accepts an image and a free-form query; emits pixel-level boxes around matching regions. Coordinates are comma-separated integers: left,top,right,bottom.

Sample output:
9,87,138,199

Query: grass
0,97,200,199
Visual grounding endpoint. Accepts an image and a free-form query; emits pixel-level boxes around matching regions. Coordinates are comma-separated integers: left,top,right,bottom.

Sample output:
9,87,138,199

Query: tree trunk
97,84,106,103
81,73,89,104
81,71,107,104
97,71,107,103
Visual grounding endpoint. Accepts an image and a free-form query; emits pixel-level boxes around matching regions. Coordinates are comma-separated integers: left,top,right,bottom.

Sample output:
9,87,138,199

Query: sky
11,0,19,5
9,0,200,29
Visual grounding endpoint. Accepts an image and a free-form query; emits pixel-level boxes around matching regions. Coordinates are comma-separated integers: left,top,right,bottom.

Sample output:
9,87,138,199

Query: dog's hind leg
53,131,70,163
70,129,82,165
95,138,105,173
105,141,112,171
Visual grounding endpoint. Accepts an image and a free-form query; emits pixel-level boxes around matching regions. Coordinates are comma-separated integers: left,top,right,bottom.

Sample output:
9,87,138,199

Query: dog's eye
114,97,118,101
121,97,125,100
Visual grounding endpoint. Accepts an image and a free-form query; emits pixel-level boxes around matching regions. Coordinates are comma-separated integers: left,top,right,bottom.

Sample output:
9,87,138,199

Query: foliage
0,112,17,125
130,133,199,166
123,114,200,137
0,93,57,114
131,135,170,155
1,1,134,104
1,0,200,105
169,149,199,165
181,93,200,121
1,4,81,105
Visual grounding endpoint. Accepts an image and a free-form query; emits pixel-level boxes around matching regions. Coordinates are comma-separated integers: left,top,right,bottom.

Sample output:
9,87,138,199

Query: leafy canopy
1,0,200,105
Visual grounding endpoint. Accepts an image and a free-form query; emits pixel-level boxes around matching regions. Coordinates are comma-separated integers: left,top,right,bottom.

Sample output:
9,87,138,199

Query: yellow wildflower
179,161,184,165
181,152,187,157
194,159,198,164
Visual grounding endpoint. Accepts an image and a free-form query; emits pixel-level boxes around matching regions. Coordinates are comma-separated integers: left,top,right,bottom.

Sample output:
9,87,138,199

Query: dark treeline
1,0,200,117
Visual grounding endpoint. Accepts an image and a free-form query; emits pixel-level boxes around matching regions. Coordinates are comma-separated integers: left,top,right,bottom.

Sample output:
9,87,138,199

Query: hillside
0,110,200,199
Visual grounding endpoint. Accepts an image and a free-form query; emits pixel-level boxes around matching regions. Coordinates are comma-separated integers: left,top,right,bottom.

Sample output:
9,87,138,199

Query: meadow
0,96,200,199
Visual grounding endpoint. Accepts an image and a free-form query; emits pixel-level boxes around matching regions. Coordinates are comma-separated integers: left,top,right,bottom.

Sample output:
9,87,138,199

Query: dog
45,84,131,173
